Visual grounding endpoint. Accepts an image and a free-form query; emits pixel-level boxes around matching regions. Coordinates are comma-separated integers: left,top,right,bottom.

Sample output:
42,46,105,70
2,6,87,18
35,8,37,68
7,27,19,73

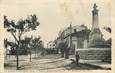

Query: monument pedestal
89,28,104,47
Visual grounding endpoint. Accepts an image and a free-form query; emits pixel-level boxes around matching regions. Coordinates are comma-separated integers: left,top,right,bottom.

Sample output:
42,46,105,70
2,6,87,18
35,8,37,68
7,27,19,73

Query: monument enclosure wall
76,48,111,60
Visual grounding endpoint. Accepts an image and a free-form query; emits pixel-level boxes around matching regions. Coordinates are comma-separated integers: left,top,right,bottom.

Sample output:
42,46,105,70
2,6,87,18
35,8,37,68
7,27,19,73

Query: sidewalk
69,55,111,69
82,60,111,69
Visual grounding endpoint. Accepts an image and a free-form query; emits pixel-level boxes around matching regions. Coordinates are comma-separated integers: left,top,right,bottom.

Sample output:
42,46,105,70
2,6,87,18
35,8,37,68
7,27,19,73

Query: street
4,54,111,70
5,54,70,70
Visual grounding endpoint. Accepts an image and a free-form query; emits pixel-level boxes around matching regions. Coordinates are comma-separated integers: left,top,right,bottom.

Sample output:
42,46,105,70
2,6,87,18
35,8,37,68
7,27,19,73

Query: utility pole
70,22,72,55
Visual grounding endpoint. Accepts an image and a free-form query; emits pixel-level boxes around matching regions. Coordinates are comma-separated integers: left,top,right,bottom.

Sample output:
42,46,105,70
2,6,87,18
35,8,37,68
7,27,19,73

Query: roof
59,24,90,39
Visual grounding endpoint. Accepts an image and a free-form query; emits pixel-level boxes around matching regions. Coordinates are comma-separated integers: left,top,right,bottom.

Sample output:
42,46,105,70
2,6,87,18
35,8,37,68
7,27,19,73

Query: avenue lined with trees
4,14,42,70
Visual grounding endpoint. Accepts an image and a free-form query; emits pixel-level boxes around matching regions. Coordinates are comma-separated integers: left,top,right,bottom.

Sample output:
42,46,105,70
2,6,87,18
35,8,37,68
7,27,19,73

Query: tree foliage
4,14,40,43
4,14,40,54
104,27,111,33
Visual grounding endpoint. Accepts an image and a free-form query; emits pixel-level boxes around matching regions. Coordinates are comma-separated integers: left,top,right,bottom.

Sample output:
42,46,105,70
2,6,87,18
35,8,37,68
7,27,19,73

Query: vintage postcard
0,0,114,73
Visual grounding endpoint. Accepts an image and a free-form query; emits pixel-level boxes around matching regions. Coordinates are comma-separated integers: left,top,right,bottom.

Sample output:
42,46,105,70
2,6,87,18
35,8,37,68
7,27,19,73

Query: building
55,24,90,54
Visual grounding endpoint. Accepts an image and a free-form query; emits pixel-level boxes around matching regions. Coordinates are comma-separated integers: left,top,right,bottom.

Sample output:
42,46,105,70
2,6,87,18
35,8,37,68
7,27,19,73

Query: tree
30,36,43,57
22,36,32,62
4,39,8,59
64,42,69,59
4,14,40,70
103,27,111,46
58,42,65,57
104,27,111,33
23,36,44,61
4,39,17,55
58,41,68,58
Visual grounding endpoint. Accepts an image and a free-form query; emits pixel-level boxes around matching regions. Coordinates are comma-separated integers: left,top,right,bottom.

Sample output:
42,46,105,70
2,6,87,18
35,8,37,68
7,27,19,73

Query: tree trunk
65,48,69,59
56,48,59,54
16,46,19,70
61,50,64,57
30,50,31,62
16,52,19,70
16,32,21,70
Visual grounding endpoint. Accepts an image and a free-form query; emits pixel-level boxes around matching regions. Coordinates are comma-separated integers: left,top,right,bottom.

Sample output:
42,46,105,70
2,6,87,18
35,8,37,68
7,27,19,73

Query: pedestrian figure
75,51,80,65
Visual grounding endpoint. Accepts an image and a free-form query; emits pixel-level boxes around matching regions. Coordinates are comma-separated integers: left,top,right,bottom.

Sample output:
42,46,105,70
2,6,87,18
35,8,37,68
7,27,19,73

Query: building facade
55,24,90,54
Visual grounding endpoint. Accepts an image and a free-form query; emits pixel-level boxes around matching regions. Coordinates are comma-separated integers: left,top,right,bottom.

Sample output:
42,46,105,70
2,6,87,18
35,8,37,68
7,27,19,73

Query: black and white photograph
0,0,113,73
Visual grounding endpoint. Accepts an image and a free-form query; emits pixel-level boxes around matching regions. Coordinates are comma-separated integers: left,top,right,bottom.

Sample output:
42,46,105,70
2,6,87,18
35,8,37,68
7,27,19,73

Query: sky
0,0,111,47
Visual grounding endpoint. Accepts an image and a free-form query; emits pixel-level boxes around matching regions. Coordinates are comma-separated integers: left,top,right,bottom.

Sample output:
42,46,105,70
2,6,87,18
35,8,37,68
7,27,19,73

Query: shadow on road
64,62,111,70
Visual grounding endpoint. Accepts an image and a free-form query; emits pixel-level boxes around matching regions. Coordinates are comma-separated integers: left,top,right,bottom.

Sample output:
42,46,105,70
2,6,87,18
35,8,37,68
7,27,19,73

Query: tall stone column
92,3,99,30
89,3,104,47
